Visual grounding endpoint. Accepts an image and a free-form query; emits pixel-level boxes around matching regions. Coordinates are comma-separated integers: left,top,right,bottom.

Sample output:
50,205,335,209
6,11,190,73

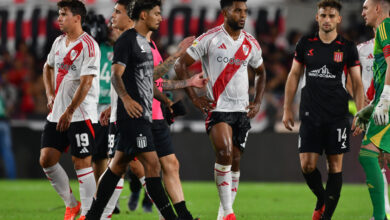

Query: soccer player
39,0,100,219
358,0,390,219
83,1,182,219
175,0,267,219
282,1,364,220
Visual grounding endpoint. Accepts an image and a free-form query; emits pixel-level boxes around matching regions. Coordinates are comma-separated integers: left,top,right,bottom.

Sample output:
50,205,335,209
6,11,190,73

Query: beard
226,17,244,31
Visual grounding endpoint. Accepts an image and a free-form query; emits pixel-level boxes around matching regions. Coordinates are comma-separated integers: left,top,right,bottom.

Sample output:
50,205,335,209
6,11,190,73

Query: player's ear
140,10,147,21
337,15,342,24
222,8,228,18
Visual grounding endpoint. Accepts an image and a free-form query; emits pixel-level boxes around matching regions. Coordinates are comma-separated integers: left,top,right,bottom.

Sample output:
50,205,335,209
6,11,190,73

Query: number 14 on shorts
337,128,347,149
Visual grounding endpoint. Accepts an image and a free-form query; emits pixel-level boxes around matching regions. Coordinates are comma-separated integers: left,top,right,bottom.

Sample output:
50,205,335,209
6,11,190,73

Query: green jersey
99,42,114,104
373,18,390,104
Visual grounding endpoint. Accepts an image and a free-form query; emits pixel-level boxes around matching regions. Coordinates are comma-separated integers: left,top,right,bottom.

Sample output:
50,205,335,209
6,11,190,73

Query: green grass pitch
0,180,374,219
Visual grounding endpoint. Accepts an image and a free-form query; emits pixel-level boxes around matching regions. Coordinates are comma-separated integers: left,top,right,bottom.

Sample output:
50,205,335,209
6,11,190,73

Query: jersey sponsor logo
308,65,336,79
218,43,227,49
136,134,147,149
334,51,343,63
307,49,314,56
56,62,77,71
140,45,146,53
216,56,248,66
70,49,78,61
87,66,98,70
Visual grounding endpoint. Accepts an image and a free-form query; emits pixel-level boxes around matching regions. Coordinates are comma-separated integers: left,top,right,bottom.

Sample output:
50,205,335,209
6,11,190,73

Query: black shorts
116,118,155,158
299,118,350,155
92,122,109,161
41,120,95,158
205,112,251,151
108,122,119,158
152,120,174,158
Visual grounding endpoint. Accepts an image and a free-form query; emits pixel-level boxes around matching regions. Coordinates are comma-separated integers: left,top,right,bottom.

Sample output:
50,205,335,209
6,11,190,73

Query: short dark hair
116,0,135,18
317,0,342,12
220,0,247,9
57,0,87,24
131,0,161,20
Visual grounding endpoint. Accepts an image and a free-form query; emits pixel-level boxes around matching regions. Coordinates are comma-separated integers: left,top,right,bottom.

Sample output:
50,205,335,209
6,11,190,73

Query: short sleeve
248,41,263,69
186,36,207,61
294,37,305,64
46,37,59,67
113,35,131,67
81,42,100,77
346,42,360,68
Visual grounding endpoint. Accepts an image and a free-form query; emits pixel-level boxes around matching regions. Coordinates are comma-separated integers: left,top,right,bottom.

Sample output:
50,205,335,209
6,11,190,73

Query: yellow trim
380,24,385,41
370,123,390,147
383,23,387,40
379,25,383,41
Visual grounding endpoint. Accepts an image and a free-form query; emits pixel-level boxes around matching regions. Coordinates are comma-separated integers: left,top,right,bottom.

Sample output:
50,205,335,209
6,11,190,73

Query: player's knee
39,151,56,168
216,149,233,164
162,157,180,174
72,156,92,170
301,163,316,174
143,158,161,177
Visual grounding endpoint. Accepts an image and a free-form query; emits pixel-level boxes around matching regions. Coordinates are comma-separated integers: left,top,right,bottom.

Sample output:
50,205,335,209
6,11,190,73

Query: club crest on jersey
333,51,343,63
70,50,78,61
107,52,113,61
243,44,250,56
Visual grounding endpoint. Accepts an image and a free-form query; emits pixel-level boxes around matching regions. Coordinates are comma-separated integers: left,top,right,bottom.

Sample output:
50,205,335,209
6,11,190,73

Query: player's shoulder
299,33,318,44
196,25,224,42
357,38,374,51
242,30,261,50
80,32,99,57
52,34,66,46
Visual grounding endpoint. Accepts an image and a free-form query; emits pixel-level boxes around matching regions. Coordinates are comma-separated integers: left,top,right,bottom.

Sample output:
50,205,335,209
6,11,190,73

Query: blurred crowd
0,10,375,131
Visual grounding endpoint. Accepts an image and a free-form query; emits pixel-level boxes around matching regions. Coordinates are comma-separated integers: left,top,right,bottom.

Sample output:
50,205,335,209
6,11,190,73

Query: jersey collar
221,24,244,42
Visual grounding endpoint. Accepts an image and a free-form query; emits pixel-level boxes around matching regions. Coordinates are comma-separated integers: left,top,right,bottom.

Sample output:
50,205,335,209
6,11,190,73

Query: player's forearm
153,85,170,104
111,72,130,100
162,79,188,91
283,72,300,111
385,65,390,86
43,63,55,98
153,56,177,80
352,80,364,111
253,68,266,105
67,75,94,114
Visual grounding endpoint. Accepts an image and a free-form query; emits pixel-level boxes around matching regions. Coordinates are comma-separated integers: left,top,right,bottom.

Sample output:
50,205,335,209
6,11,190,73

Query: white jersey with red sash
187,24,263,112
46,32,100,123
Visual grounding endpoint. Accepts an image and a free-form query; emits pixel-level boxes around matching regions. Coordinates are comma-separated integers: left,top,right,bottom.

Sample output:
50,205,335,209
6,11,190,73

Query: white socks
76,167,96,216
101,178,124,220
43,163,78,208
214,163,233,216
217,170,240,219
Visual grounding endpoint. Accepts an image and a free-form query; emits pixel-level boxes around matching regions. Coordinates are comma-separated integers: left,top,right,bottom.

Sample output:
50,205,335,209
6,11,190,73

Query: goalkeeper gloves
373,85,390,126
354,104,374,130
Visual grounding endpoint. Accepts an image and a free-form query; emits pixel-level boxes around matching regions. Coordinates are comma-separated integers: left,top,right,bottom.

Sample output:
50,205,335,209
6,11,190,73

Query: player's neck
65,26,83,43
134,21,149,37
318,30,337,44
223,23,241,41
375,15,390,30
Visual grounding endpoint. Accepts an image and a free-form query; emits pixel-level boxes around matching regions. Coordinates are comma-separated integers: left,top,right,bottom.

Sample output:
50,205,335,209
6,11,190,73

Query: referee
282,0,364,220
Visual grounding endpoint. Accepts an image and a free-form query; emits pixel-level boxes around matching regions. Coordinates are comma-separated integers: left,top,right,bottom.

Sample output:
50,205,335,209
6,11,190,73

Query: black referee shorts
152,120,174,158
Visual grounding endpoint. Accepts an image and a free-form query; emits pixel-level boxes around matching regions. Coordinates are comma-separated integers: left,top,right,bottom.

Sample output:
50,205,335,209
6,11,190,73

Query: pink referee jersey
151,41,164,120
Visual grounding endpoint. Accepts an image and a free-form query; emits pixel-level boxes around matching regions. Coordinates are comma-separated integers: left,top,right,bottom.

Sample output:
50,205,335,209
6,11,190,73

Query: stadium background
0,0,377,182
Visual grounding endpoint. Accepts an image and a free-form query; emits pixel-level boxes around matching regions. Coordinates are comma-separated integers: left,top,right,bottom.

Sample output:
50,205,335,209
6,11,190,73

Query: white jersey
357,38,374,94
109,86,118,123
46,32,100,123
187,25,263,112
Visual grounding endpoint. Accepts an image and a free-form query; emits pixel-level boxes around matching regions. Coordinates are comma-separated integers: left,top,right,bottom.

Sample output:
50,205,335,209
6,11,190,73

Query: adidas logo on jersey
55,51,60,56
308,65,335,79
367,53,374,59
80,147,89,154
218,43,227,49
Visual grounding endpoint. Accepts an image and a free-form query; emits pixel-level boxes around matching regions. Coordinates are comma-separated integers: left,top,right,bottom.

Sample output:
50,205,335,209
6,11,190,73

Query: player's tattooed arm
153,85,173,113
162,72,208,90
111,64,143,118
43,62,55,110
247,64,267,118
153,36,195,80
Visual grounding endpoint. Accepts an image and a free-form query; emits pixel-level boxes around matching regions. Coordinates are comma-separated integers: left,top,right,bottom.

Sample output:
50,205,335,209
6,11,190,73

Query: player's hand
165,98,174,114
352,104,374,134
99,106,111,126
47,95,55,110
192,96,215,114
373,86,390,126
174,36,196,58
57,108,73,132
123,96,143,118
188,72,208,88
246,102,261,118
282,108,294,131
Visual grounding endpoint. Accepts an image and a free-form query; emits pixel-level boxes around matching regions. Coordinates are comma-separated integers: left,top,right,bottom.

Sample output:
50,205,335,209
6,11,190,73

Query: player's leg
85,150,131,219
209,122,234,218
322,154,343,220
136,151,177,220
40,121,80,220
378,152,390,218
91,122,109,183
127,168,142,211
69,121,97,217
